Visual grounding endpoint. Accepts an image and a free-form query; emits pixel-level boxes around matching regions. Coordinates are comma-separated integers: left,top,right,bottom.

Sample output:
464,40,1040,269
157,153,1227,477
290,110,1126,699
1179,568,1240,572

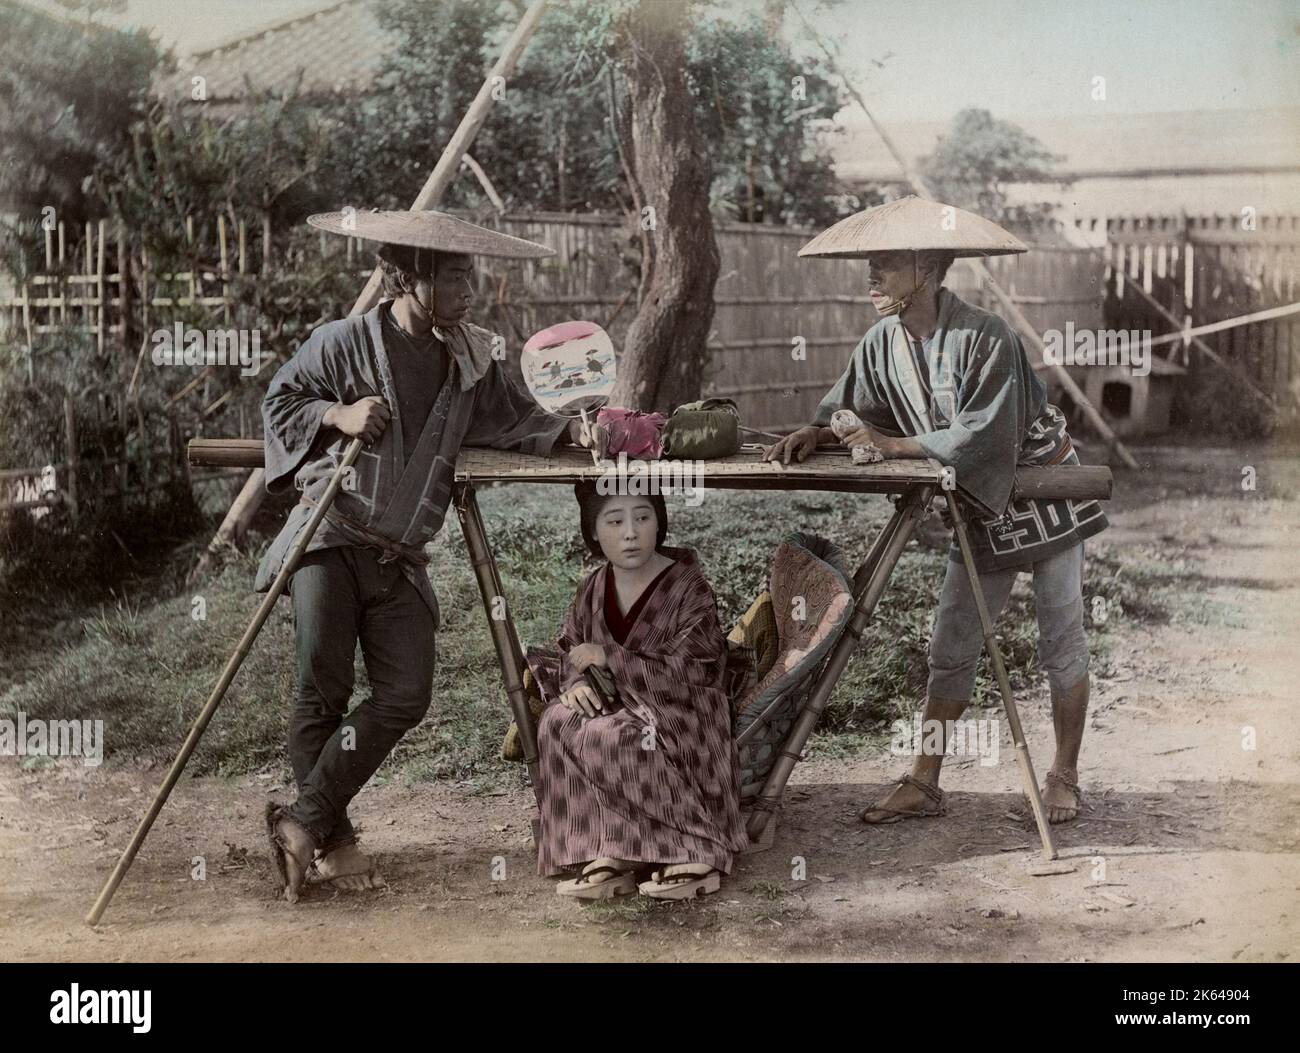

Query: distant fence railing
1089,213,1300,405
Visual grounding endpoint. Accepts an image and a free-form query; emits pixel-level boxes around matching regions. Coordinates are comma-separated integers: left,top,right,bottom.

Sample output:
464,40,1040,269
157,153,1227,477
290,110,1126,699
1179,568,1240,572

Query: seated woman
526,482,747,900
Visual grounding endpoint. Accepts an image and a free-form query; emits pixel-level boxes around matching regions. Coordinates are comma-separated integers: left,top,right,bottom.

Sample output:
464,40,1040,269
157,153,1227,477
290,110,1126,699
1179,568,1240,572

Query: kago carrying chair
726,532,855,802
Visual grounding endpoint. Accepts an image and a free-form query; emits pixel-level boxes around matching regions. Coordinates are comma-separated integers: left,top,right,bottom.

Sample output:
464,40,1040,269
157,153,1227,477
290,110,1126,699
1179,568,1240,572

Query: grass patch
744,880,789,901
3,486,1189,781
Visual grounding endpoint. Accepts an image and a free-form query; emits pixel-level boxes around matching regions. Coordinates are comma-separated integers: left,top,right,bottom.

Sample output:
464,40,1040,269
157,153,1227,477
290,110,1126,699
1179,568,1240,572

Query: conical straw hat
798,195,1027,259
307,209,555,259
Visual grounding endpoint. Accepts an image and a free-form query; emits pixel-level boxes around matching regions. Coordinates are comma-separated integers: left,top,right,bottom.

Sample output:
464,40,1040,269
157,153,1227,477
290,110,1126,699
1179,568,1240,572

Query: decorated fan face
521,321,616,416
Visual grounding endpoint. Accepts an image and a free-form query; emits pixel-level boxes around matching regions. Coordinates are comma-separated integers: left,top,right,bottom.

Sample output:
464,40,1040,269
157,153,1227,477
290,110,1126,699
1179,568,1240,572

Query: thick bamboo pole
186,440,1112,502
454,485,541,788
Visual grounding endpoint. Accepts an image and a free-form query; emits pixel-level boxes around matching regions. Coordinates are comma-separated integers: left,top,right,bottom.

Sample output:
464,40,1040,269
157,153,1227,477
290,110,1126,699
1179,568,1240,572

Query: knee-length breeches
926,542,1089,702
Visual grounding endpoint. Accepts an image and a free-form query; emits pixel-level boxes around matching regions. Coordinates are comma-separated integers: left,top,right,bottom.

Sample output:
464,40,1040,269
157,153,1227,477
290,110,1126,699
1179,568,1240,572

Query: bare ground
2,444,1298,962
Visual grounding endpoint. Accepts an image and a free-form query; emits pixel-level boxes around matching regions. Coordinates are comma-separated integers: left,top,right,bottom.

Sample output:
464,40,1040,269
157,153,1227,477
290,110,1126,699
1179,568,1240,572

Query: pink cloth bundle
596,407,667,459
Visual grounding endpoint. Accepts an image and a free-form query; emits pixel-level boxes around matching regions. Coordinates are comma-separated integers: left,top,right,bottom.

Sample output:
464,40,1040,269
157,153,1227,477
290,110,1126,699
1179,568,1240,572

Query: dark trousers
286,546,436,845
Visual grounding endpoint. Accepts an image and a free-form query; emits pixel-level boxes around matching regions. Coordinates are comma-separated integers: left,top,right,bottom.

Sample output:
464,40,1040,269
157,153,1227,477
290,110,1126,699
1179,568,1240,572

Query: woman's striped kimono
526,547,748,877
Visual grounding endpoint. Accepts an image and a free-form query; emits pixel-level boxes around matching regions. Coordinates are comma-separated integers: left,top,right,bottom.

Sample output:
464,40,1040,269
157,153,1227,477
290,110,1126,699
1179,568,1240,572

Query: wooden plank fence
1095,213,1300,406
22,208,1274,520
457,213,1109,432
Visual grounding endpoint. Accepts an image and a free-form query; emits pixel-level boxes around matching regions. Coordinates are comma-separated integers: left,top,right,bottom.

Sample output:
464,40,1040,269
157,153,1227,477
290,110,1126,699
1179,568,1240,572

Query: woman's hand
559,683,604,718
568,642,607,672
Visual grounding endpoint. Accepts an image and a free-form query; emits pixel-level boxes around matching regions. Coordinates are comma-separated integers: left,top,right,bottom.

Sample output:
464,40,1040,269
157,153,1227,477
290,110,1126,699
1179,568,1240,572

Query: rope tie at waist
299,494,430,567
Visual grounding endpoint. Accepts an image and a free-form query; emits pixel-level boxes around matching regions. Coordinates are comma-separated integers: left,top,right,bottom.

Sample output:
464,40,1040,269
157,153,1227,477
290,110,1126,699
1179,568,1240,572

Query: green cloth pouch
660,398,741,459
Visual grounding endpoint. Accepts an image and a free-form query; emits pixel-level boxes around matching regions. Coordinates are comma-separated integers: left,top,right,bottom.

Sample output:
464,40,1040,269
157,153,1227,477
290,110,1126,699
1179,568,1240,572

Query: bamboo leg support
454,484,541,793
944,489,1057,861
746,484,935,841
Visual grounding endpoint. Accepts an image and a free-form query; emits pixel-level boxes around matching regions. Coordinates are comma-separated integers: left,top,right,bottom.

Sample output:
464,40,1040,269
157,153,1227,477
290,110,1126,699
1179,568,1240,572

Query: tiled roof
156,0,393,102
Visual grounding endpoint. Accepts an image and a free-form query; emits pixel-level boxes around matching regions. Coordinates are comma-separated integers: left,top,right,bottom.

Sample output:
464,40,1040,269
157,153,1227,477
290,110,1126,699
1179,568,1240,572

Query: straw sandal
859,773,948,824
556,861,643,900
637,866,722,900
306,834,387,890
265,803,317,901
1042,769,1084,823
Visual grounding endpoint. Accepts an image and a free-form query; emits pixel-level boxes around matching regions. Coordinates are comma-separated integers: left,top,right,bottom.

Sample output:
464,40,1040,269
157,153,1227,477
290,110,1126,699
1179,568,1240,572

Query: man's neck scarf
410,247,494,390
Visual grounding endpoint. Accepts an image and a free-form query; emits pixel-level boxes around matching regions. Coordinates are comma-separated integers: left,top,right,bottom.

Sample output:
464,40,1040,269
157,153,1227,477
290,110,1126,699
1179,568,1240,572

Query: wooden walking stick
944,489,1057,860
86,437,364,926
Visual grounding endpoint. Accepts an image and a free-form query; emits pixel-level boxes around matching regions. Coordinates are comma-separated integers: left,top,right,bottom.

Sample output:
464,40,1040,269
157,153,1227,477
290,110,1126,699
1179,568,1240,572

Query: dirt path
3,446,1298,962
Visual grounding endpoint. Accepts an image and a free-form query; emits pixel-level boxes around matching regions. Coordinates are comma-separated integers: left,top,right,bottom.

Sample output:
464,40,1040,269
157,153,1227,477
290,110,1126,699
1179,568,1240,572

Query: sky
110,0,1298,122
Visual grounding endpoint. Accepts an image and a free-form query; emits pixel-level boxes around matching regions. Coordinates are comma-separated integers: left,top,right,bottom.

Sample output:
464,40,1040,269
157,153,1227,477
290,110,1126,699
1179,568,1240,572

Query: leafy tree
320,0,507,211
320,0,844,223
920,107,1065,220
686,13,845,227
94,82,335,264
0,0,163,226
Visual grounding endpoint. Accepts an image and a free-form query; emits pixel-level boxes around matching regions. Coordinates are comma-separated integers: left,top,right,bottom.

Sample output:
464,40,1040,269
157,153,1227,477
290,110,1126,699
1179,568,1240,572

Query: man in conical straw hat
765,196,1108,826
258,210,606,901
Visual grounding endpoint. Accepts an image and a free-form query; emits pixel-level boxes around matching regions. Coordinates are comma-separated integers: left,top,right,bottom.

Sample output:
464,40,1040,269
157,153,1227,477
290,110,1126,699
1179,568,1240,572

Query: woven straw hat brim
799,195,1028,259
307,210,555,259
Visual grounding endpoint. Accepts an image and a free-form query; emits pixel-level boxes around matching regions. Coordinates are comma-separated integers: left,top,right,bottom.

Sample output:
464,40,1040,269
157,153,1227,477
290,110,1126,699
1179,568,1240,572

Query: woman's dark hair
574,481,668,560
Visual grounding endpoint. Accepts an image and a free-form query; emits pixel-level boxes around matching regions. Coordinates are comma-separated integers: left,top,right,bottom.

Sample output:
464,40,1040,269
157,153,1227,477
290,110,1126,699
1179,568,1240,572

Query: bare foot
273,815,316,904
312,843,386,892
1041,768,1082,823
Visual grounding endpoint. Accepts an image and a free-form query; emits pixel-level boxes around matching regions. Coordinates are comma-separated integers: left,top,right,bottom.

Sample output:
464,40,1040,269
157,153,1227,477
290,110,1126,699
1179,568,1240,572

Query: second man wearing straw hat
766,196,1108,828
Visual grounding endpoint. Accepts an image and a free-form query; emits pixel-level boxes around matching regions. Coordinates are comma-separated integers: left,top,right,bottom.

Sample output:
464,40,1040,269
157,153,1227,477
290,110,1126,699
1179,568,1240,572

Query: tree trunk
609,0,720,414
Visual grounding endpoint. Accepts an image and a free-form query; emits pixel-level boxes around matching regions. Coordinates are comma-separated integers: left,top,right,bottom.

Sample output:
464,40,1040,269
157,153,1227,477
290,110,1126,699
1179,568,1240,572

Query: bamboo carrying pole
86,438,364,926
199,0,552,577
790,3,1139,472
185,439,1112,501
